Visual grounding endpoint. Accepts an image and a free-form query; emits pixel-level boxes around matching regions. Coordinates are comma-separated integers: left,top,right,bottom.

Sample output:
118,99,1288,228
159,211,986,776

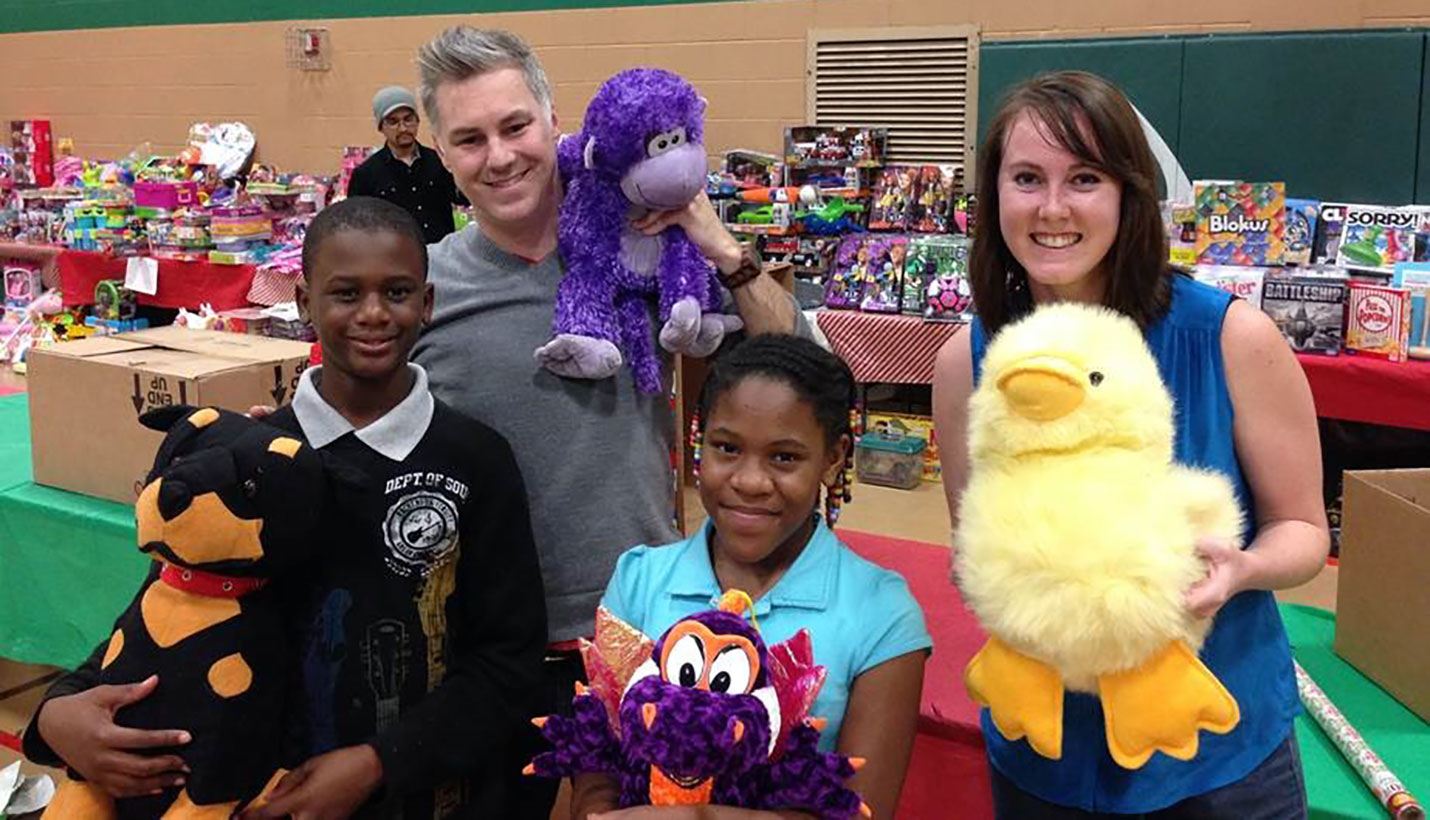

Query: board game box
1284,198,1319,266
1260,271,1348,355
1193,180,1286,266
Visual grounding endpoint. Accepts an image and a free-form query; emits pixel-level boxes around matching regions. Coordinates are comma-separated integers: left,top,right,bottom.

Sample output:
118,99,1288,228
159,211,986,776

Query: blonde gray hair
417,27,553,131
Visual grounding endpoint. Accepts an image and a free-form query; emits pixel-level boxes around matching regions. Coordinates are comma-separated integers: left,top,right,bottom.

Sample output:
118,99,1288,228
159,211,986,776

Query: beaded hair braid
689,334,858,527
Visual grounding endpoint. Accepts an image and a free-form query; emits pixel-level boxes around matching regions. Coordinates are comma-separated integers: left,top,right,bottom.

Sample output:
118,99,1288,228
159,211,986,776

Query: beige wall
1,0,1425,174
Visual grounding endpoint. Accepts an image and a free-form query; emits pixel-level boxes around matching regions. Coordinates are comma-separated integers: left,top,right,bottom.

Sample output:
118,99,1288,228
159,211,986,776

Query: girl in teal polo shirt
574,335,932,819
932,71,1329,817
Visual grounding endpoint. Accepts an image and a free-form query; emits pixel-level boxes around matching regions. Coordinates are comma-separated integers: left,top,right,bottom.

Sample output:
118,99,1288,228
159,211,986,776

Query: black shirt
26,396,547,819
266,397,547,818
347,143,466,244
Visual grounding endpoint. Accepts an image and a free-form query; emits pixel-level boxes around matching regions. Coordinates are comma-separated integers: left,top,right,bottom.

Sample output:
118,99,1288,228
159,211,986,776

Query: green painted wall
980,29,1430,205
0,0,739,34
1419,34,1430,207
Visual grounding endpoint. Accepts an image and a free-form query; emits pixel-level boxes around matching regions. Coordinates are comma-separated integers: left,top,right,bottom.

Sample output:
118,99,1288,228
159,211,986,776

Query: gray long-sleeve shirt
415,226,809,640
414,227,678,641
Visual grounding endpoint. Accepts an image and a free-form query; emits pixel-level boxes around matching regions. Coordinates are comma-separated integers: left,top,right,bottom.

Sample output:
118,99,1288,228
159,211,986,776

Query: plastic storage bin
855,431,926,489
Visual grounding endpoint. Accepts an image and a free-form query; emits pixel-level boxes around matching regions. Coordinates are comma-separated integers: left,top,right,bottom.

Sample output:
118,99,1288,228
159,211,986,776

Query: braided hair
691,334,858,526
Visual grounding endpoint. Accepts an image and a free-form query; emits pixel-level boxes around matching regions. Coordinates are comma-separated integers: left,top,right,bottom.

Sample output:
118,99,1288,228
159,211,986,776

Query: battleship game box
1260,271,1348,355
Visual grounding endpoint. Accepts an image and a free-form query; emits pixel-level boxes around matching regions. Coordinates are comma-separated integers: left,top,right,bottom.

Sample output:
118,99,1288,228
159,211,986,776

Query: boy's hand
246,405,277,419
35,675,191,798
239,744,383,820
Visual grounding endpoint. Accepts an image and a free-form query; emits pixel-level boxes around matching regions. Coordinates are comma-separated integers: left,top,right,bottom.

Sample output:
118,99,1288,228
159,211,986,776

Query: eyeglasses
383,113,419,130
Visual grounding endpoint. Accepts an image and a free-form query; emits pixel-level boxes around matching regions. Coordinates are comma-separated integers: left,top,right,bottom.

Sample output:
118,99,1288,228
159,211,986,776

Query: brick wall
0,0,1424,175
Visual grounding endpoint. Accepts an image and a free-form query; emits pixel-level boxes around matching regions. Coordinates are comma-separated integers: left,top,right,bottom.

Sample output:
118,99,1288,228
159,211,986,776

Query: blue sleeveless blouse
968,275,1298,812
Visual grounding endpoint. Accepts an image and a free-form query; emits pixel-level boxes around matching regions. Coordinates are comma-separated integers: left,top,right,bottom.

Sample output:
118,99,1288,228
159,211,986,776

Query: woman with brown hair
932,71,1327,817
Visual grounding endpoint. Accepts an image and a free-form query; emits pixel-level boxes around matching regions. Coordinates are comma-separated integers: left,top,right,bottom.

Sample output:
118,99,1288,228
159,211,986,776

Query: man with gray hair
348,84,465,243
406,23,808,817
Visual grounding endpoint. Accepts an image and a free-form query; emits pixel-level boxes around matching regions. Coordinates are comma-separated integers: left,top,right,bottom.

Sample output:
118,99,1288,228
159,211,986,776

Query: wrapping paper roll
1295,661,1424,820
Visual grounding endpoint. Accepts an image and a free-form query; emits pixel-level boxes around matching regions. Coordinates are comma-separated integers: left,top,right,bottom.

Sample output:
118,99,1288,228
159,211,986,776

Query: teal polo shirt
602,517,932,752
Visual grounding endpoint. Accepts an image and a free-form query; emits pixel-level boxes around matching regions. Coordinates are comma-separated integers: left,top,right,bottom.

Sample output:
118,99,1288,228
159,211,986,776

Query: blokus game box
1260,270,1348,355
1193,180,1286,266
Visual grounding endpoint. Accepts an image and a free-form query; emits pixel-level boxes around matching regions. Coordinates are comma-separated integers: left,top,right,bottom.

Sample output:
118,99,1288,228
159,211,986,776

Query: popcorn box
1345,282,1411,362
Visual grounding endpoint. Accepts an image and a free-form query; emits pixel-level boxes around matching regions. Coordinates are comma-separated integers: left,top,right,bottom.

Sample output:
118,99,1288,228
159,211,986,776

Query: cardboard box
1333,469,1430,722
28,326,311,504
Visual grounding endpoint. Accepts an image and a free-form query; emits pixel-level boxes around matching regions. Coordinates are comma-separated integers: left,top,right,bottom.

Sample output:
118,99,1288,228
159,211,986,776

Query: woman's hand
1184,536,1255,618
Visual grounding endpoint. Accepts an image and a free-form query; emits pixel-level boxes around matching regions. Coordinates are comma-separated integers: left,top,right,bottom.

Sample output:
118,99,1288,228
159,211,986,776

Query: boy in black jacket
25,197,548,818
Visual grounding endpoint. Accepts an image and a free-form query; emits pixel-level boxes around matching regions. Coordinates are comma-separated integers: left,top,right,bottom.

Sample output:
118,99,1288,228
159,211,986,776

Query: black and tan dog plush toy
44,406,336,819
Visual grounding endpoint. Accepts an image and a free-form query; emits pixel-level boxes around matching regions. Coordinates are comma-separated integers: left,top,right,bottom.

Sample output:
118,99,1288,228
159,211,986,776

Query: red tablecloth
56,250,256,311
816,310,962,385
841,528,992,820
815,308,1428,431
1297,353,1430,432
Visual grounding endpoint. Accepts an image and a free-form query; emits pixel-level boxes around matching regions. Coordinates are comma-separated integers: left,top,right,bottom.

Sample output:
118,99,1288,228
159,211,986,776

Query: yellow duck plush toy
955,302,1243,770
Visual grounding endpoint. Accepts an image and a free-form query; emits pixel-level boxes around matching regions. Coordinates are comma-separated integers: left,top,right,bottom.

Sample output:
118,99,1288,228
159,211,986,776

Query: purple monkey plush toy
535,68,741,393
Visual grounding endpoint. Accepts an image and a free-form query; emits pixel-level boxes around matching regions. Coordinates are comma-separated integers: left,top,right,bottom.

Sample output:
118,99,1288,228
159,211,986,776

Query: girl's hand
238,745,382,820
36,675,191,798
1185,536,1254,619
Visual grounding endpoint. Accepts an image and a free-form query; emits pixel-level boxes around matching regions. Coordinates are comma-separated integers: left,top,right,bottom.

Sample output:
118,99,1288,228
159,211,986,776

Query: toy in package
902,235,958,316
1314,203,1349,265
9,120,53,188
1393,263,1430,357
1260,271,1348,355
1283,198,1319,266
3,263,43,309
1193,181,1286,266
911,166,958,233
1335,205,1420,274
858,235,908,313
865,411,941,481
784,125,885,167
92,279,138,322
824,234,869,309
1191,265,1267,309
1416,209,1430,262
1345,282,1411,361
913,235,973,322
1164,202,1198,267
868,166,919,231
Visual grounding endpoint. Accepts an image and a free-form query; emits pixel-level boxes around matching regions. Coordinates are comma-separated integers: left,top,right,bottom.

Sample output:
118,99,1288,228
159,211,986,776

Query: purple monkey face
621,133,706,210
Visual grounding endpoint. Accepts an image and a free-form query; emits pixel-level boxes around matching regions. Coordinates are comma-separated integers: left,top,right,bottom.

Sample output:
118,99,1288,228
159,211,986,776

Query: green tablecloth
1283,603,1429,819
0,393,147,668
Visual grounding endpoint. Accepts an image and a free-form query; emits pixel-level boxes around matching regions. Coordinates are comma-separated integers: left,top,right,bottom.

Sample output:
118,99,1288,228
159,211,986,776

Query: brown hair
970,70,1172,335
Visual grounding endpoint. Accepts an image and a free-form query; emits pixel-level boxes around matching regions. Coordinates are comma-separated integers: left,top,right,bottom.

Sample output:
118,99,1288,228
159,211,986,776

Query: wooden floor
0,370,1340,810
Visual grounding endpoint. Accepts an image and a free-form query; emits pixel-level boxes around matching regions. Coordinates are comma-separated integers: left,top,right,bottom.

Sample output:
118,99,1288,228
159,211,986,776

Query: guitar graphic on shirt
363,619,408,818
364,619,408,731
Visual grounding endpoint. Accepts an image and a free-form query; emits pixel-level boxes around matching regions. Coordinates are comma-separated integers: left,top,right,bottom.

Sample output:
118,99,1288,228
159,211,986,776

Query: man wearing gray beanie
347,84,465,243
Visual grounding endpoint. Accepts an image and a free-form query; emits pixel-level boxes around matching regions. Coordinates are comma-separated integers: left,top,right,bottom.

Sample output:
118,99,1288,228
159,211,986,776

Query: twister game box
1194,181,1286,266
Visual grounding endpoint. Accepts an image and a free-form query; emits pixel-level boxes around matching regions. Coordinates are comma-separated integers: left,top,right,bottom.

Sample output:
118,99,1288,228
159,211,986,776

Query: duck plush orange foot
43,406,342,819
955,303,1242,769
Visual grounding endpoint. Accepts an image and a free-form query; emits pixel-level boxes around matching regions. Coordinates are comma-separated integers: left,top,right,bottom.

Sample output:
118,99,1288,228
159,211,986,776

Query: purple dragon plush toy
526,591,868,818
535,68,741,393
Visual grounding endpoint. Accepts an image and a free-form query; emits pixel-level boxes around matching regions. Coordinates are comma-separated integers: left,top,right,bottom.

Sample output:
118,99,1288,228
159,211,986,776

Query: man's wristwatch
718,243,765,291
